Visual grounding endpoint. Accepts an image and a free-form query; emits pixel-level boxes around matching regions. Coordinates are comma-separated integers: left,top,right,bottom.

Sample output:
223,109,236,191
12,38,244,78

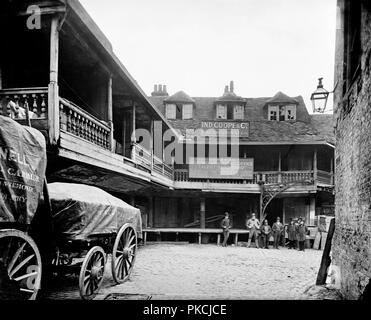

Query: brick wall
333,0,371,299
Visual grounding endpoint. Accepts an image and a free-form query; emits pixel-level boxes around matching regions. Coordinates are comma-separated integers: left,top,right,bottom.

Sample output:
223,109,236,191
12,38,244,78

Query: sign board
189,158,254,180
200,121,250,137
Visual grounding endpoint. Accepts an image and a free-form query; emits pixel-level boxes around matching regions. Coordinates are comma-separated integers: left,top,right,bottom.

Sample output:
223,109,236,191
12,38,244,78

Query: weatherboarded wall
333,0,371,299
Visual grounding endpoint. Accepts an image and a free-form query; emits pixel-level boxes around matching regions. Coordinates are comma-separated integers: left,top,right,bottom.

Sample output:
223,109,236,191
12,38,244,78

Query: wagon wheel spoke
9,254,35,278
7,242,26,274
13,270,39,282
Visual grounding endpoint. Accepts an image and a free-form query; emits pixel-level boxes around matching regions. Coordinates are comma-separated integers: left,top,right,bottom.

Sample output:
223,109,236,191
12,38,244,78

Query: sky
80,0,337,113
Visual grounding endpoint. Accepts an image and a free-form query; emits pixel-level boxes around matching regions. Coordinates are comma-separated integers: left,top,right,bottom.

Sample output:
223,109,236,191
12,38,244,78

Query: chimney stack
230,81,234,93
151,84,169,97
224,85,229,94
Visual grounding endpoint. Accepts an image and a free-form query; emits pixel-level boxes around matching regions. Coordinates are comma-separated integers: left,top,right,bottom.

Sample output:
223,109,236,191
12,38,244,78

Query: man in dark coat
286,218,296,249
261,219,272,249
296,219,308,251
272,217,284,249
221,212,232,247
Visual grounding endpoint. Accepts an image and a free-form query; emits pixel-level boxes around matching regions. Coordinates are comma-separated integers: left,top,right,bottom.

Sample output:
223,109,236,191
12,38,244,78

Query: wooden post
200,197,206,229
330,156,334,185
278,151,282,183
48,16,60,145
148,196,154,228
107,75,114,152
150,120,154,171
313,148,318,183
0,65,2,89
131,103,136,160
122,115,126,156
309,196,316,225
316,218,335,285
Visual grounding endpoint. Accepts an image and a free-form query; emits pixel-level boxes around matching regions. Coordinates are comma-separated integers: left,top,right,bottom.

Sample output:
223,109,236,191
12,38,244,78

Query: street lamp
310,78,330,113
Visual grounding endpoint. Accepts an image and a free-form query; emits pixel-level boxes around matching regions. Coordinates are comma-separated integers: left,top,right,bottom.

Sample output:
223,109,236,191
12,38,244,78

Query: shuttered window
182,104,193,119
165,104,176,119
216,104,227,119
233,105,244,120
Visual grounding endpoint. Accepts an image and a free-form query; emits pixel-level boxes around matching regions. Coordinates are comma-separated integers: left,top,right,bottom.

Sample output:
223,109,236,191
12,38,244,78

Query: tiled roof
164,91,195,103
148,94,335,146
266,91,299,104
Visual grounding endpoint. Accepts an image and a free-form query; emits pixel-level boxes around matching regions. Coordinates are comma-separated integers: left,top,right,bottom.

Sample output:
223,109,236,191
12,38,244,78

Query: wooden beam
200,197,206,229
131,102,136,160
107,75,114,152
313,148,318,182
48,15,60,145
316,218,335,285
148,196,154,228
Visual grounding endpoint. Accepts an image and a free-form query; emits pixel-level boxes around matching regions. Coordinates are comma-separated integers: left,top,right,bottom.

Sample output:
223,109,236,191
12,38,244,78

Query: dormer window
216,104,227,119
166,103,193,120
233,105,244,120
165,103,176,119
286,105,296,120
268,104,296,121
182,104,193,120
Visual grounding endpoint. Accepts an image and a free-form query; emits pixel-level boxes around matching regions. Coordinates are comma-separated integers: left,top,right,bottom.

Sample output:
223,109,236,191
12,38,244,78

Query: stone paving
42,243,324,300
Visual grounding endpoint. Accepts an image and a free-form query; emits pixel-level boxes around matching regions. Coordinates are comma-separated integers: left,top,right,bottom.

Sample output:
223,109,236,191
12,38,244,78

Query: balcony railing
59,98,111,150
0,87,48,119
317,170,334,185
174,169,317,185
133,143,152,170
153,154,174,180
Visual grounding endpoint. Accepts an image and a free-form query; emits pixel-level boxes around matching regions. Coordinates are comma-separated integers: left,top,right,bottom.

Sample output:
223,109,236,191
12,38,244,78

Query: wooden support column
131,103,136,160
107,76,114,152
0,65,2,89
330,156,334,185
122,116,127,156
150,120,154,171
48,16,60,145
148,196,154,228
200,197,206,229
309,196,316,225
278,151,282,183
313,148,318,183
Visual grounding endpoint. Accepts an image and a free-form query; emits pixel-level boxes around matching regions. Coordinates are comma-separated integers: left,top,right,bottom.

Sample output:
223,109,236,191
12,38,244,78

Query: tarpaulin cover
48,183,142,241
0,116,47,224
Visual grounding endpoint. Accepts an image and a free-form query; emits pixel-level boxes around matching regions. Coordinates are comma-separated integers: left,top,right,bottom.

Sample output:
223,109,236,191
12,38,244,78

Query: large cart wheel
79,246,106,300
0,229,42,300
111,224,137,284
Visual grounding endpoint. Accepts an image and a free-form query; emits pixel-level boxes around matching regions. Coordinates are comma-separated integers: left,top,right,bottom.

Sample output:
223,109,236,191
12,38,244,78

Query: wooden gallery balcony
174,169,333,193
0,88,174,188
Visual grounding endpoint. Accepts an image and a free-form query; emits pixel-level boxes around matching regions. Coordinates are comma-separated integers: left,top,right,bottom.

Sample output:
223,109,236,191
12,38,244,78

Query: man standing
221,212,232,247
261,219,272,249
272,217,284,249
286,218,296,249
246,213,260,248
296,218,308,251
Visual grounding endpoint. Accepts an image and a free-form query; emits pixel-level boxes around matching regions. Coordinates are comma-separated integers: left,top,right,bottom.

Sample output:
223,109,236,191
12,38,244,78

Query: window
216,104,227,119
165,104,176,119
285,105,296,120
268,105,278,121
182,104,193,120
268,105,296,121
233,105,244,120
344,0,362,94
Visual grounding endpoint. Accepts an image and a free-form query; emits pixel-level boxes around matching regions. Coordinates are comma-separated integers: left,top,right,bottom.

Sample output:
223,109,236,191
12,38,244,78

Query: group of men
221,212,309,251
